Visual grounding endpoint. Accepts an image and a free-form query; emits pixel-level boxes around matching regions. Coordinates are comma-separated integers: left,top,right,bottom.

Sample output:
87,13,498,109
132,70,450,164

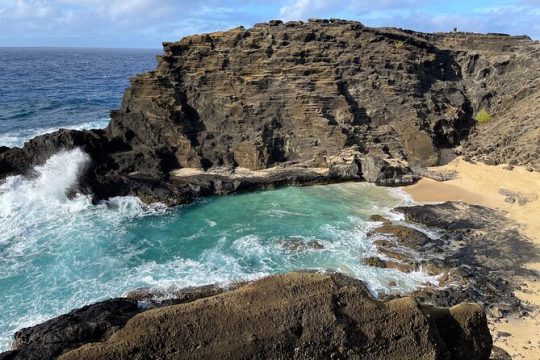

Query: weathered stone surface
368,201,537,316
1,20,537,204
498,188,538,206
2,272,493,360
410,165,458,181
368,214,390,223
370,223,431,248
433,34,540,171
3,299,140,360
360,155,418,185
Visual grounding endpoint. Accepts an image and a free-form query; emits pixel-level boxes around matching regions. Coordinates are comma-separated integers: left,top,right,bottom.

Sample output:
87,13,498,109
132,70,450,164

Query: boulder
360,155,417,185
370,223,431,248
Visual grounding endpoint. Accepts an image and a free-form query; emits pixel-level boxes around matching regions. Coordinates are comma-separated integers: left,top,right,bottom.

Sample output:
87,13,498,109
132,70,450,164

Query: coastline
403,157,540,360
1,19,539,359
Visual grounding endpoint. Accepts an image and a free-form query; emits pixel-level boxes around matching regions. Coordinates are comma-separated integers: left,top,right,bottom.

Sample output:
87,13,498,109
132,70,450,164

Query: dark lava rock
3,299,140,360
378,247,414,261
370,223,431,248
3,272,493,360
395,201,501,230
368,214,390,223
384,201,536,315
363,256,387,268
2,21,537,204
360,155,417,186
489,346,512,360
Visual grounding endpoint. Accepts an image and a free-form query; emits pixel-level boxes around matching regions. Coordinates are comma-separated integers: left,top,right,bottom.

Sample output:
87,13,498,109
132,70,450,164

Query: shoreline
403,158,540,360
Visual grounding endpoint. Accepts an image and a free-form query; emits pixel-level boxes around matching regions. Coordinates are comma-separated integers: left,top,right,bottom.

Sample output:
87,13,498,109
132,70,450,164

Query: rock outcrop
0,20,538,204
431,33,540,170
1,272,493,360
365,201,537,316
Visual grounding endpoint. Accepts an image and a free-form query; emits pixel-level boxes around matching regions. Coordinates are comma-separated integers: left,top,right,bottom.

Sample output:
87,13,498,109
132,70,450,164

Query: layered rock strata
1,20,538,204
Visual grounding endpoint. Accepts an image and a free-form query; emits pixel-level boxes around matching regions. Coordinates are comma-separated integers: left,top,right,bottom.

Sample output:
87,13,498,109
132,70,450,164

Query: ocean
0,48,434,351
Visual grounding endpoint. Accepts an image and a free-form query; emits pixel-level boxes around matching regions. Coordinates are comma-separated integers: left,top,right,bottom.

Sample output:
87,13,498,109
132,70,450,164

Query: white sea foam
0,118,110,148
0,157,442,352
0,148,170,350
0,149,90,243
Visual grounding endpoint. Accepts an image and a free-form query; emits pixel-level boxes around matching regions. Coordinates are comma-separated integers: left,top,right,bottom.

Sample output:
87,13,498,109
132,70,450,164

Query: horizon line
0,45,162,51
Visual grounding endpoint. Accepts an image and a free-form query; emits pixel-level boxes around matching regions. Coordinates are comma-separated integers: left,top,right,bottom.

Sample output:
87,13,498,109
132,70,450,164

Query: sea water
0,48,435,351
0,47,158,147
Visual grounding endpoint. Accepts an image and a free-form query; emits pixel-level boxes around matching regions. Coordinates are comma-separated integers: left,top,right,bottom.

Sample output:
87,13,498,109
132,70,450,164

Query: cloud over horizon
0,0,538,48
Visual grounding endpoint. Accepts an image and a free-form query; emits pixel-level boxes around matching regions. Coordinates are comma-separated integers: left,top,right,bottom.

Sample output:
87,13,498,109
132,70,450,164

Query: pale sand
403,158,540,360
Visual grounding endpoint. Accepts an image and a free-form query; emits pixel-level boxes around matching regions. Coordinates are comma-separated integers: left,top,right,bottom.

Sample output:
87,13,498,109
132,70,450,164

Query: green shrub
395,40,405,49
474,109,492,124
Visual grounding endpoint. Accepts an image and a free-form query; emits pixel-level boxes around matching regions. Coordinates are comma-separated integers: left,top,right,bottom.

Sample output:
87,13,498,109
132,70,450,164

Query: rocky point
0,19,538,204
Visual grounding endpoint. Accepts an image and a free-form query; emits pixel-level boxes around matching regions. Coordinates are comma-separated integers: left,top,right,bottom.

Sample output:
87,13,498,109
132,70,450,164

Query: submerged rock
278,237,325,251
1,272,493,360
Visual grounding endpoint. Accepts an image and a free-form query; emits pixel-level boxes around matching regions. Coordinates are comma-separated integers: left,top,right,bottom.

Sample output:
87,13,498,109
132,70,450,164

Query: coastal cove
0,149,433,351
1,18,539,359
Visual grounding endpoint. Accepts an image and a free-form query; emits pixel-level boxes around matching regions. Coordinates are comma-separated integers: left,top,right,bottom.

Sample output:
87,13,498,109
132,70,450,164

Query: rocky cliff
0,19,538,204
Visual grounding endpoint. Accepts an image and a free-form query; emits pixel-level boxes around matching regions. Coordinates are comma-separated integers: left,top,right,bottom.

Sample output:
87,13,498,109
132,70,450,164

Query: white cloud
279,0,324,20
0,0,537,47
0,0,51,19
278,0,424,21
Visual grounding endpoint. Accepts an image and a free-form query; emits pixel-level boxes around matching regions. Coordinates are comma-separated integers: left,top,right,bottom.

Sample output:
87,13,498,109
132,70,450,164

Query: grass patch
394,40,406,49
474,109,493,124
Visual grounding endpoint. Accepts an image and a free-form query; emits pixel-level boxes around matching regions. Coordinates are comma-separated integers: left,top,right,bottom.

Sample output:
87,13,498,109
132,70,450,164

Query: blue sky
0,0,538,48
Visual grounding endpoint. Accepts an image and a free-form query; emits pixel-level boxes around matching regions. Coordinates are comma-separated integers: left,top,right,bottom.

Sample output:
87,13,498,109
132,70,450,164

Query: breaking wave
0,118,110,148
0,151,436,351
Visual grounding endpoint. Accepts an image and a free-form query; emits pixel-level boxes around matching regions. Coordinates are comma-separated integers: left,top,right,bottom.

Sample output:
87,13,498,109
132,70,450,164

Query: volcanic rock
1,20,537,203
2,299,140,360
1,272,494,360
370,223,431,248
377,201,537,314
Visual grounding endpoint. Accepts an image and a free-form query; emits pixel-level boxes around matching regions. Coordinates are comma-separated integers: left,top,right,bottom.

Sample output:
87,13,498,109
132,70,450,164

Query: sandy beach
404,158,540,360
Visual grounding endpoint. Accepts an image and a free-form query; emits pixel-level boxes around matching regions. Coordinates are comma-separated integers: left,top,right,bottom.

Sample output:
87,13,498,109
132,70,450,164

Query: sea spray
0,149,91,243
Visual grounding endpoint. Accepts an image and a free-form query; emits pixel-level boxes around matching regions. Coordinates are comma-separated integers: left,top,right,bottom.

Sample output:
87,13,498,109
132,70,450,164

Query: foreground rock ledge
1,272,492,360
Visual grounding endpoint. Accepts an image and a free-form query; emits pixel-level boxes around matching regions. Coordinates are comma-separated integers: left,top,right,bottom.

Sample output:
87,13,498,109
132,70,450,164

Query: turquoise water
0,149,435,350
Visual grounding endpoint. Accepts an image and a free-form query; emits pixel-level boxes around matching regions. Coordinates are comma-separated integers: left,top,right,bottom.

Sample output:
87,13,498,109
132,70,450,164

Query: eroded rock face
432,34,540,171
1,272,493,360
108,20,470,170
1,299,139,360
0,20,537,203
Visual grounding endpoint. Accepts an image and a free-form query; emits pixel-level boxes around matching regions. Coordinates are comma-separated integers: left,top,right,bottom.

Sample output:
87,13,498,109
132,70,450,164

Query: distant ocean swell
0,118,110,148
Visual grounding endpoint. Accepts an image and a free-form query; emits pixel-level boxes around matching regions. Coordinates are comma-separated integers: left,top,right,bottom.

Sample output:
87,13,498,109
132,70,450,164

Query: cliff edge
1,19,538,204
1,272,493,360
